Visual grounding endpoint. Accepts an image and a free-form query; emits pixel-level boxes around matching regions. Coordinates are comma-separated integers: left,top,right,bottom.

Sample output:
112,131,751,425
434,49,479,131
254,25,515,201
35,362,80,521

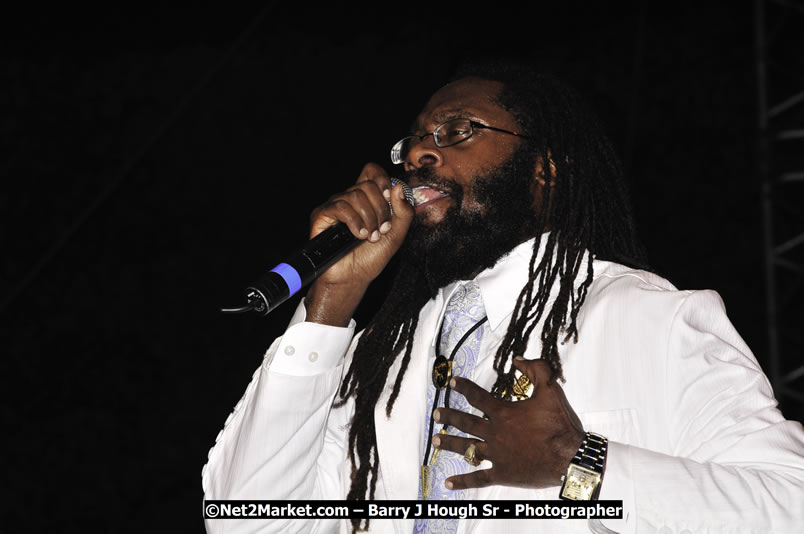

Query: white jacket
202,239,804,533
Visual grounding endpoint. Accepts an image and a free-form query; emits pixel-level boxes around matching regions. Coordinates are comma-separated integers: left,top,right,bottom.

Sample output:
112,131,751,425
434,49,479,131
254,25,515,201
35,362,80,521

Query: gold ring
464,442,481,466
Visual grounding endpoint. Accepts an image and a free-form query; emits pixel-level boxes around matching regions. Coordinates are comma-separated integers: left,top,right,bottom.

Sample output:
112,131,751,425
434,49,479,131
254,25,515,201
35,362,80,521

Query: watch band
573,431,608,474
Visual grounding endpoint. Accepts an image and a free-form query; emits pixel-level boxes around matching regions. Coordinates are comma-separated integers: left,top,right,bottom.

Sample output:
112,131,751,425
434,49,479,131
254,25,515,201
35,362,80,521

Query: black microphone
222,179,415,316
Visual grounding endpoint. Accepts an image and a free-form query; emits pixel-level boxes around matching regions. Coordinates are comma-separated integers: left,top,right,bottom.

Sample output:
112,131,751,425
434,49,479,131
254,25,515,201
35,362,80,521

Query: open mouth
412,185,450,208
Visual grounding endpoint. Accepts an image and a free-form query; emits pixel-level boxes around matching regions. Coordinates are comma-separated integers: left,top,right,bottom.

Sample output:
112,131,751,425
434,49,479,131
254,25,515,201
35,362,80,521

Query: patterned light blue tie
414,282,486,534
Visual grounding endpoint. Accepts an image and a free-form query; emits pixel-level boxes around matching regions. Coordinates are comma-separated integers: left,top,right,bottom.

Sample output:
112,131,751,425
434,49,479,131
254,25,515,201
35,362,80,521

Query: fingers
433,433,486,459
309,164,397,241
309,192,373,241
449,376,501,416
384,180,414,240
341,184,389,241
431,435,494,489
434,407,489,438
446,469,494,491
354,165,395,238
512,356,552,388
356,162,392,187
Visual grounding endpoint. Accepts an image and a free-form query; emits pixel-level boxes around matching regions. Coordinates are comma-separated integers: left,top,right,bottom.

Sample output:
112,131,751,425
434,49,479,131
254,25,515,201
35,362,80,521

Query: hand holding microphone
222,164,415,322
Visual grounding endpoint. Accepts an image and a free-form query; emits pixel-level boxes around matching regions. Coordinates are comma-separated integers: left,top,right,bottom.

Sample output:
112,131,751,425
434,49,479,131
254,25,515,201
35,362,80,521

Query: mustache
400,167,462,196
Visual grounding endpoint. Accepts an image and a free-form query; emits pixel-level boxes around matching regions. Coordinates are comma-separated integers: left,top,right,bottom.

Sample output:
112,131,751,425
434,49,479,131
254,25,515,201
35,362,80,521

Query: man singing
202,61,804,533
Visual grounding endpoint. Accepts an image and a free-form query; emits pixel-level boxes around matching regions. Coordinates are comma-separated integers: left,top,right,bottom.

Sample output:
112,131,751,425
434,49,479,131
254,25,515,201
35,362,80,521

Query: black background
3,2,803,532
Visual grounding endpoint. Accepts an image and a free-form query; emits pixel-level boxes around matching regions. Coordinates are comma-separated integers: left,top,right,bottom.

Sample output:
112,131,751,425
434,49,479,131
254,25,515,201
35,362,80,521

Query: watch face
560,465,601,500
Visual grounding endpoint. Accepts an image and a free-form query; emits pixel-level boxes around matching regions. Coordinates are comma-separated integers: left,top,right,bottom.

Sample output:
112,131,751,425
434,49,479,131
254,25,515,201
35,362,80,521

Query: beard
398,143,542,296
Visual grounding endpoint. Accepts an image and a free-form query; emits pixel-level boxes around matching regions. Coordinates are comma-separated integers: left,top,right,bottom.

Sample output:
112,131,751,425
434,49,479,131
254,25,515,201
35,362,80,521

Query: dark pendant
432,355,451,389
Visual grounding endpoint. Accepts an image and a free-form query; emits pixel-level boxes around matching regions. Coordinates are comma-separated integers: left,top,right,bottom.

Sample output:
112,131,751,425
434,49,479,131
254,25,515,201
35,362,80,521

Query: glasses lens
391,136,415,165
434,119,473,147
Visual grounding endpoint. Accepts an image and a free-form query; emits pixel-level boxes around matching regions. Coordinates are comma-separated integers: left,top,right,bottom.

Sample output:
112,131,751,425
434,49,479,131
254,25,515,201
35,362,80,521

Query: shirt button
308,351,319,362
284,345,295,356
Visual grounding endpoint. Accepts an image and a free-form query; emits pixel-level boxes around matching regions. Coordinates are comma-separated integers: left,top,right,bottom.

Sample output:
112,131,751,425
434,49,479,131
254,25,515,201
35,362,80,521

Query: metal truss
756,0,804,419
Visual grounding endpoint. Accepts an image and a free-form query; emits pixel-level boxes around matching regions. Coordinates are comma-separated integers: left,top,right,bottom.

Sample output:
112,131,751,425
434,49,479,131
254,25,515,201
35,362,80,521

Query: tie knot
445,281,485,321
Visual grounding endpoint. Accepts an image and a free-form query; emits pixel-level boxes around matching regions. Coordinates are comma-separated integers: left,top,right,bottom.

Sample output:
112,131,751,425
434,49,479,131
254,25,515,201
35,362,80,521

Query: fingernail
445,481,453,490
370,230,380,241
449,377,457,388
379,221,391,233
383,189,391,200
433,409,440,422
359,228,368,237
514,355,525,361
432,435,441,447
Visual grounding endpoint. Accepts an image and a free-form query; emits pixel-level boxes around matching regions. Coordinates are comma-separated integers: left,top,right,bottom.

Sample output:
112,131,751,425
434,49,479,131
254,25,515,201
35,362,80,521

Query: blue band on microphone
271,263,302,295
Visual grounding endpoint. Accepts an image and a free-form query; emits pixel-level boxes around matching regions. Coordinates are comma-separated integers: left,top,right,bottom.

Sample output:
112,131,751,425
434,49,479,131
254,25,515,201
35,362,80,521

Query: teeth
412,186,446,207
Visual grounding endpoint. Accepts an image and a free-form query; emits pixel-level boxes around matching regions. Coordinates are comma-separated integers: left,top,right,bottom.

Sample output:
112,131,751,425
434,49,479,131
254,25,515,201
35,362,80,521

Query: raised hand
305,163,414,327
432,357,585,491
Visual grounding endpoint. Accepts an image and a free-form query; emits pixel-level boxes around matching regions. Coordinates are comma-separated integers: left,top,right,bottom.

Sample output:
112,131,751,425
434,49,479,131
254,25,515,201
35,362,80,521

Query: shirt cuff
596,441,635,534
267,298,357,377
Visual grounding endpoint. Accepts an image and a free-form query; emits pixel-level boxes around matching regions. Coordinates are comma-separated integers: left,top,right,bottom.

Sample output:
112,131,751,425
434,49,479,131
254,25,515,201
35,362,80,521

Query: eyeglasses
390,118,529,165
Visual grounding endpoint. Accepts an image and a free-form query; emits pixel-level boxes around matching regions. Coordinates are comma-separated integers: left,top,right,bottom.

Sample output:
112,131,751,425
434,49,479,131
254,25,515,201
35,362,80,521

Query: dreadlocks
336,60,648,530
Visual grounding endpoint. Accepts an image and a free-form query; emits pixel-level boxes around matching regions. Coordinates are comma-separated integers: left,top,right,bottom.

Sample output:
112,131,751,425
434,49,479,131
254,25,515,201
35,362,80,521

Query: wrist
305,280,367,327
552,428,586,484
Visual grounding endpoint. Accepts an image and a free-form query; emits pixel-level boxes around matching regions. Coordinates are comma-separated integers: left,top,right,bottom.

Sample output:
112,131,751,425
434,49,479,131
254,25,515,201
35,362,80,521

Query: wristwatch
559,431,608,501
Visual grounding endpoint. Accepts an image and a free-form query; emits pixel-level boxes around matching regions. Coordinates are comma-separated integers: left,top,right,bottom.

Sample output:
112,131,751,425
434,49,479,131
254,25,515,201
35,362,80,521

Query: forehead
414,78,517,131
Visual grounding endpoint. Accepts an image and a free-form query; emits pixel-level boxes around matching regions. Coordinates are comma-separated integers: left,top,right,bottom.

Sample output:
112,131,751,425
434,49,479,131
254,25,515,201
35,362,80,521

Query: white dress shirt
202,238,804,533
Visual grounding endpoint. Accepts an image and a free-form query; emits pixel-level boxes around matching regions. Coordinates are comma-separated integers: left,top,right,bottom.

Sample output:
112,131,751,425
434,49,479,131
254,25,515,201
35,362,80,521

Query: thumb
385,181,415,241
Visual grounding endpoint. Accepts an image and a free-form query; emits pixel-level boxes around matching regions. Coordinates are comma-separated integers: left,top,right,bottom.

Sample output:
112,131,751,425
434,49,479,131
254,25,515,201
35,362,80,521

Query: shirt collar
436,233,555,335
474,234,551,331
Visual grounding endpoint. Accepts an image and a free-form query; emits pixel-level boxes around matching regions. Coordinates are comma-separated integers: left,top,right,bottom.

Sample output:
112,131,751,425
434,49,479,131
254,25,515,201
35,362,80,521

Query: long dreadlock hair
335,60,648,530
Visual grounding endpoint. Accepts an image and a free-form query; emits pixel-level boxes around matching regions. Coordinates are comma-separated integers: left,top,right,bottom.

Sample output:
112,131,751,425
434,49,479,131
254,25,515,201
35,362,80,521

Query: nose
404,135,443,171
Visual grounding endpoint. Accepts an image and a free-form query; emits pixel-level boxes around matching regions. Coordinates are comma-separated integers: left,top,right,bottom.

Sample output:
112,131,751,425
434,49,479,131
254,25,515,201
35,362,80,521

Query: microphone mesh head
390,178,415,207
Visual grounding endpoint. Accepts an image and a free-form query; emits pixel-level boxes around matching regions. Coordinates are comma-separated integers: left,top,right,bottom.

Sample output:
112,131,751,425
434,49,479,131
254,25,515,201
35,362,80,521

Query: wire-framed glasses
390,118,528,165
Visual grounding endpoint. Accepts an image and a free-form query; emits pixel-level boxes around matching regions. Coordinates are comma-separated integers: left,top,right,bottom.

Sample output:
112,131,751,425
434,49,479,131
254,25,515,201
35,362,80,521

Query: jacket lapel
373,297,442,529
